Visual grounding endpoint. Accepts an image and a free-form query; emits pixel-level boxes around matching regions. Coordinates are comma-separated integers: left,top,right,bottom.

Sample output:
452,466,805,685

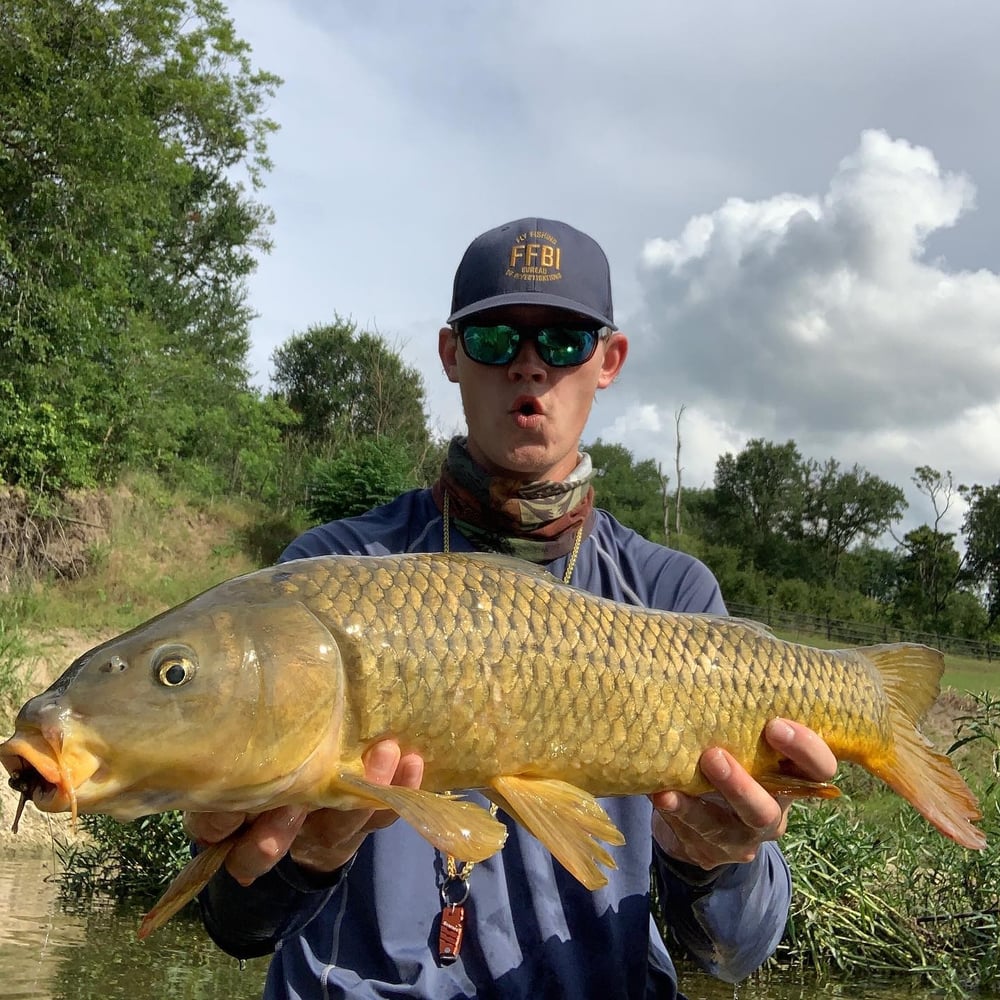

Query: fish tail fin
138,839,236,939
857,643,985,850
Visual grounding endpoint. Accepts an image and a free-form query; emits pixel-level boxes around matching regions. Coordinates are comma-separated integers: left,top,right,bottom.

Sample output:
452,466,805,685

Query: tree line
587,439,999,642
1,0,997,647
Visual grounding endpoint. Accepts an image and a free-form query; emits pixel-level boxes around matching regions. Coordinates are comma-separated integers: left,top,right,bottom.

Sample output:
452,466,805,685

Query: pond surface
1,854,267,999
0,854,970,999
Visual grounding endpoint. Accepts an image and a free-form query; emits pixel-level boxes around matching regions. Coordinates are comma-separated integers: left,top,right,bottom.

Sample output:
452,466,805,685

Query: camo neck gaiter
431,436,595,563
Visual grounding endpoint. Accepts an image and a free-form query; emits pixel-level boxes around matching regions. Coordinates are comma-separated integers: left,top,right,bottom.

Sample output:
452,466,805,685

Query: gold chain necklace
435,491,584,963
441,491,584,585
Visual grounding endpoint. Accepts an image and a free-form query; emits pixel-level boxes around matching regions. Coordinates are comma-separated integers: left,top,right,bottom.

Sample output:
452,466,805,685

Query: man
188,217,837,998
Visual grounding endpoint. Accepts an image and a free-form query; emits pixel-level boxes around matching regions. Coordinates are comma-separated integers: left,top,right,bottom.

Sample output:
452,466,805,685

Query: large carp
1,552,984,936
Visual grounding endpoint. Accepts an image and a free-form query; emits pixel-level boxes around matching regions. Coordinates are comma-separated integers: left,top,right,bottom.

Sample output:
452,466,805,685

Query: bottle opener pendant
437,902,466,963
438,875,471,965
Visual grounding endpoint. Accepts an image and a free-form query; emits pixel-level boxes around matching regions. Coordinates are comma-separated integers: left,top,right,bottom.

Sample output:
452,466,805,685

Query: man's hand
183,739,425,886
650,719,837,870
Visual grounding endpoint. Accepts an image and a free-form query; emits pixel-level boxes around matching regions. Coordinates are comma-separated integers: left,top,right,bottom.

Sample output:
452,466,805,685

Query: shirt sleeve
652,841,791,983
196,852,346,959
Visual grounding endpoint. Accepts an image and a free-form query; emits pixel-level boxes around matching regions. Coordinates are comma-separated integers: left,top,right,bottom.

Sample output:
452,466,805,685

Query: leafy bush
0,380,96,490
306,436,420,523
58,812,191,901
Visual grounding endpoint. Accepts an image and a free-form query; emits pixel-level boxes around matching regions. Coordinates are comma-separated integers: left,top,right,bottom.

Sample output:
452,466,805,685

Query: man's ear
596,332,628,389
439,327,460,382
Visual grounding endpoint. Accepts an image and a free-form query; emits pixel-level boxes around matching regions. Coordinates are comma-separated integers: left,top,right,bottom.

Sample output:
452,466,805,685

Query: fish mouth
1,733,101,827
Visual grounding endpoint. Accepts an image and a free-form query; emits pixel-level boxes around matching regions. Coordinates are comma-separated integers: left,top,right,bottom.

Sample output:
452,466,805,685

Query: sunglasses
458,323,607,368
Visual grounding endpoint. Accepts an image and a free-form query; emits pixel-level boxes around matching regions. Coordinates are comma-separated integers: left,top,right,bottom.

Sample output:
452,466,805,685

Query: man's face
438,305,628,482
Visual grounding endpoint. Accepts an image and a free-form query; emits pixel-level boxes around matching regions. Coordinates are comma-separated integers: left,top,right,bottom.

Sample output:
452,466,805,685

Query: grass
777,765,1000,995
764,689,1000,996
942,656,1000,696
0,610,32,723
16,478,265,637
0,475,292,733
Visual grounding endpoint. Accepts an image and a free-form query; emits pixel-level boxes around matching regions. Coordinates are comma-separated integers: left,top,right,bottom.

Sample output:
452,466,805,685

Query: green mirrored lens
535,328,598,366
460,325,601,367
462,325,518,364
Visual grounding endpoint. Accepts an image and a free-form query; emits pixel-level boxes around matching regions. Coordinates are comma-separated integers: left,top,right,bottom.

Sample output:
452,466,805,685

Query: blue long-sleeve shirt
196,489,791,998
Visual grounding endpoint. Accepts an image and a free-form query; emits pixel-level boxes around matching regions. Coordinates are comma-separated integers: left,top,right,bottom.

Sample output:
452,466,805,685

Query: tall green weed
778,691,1000,996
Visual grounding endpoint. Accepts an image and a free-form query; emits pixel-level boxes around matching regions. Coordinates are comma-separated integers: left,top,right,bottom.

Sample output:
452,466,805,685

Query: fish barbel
0,552,985,936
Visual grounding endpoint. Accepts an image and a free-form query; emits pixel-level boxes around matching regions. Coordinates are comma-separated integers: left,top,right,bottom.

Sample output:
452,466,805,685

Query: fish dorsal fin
725,615,778,638
329,772,508,862
705,614,778,638
680,612,778,640
487,775,626,889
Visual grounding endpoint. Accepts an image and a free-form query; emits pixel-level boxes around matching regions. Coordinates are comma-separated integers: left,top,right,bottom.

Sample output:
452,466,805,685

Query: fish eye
153,646,198,688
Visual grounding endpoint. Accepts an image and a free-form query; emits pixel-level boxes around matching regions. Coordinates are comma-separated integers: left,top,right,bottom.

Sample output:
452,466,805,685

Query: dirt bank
0,487,112,592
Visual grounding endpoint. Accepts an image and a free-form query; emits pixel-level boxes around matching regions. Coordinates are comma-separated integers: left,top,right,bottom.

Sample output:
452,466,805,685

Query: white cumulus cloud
607,130,1000,520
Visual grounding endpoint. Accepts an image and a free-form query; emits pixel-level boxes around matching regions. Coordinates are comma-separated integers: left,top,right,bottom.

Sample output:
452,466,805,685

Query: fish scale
0,550,985,939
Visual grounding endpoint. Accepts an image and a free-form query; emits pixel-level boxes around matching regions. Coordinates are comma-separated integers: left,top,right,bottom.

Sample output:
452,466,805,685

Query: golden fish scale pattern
275,555,891,793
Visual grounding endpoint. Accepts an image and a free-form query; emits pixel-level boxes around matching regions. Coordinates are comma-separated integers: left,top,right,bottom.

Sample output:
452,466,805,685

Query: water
0,854,267,999
0,854,959,999
676,969,946,999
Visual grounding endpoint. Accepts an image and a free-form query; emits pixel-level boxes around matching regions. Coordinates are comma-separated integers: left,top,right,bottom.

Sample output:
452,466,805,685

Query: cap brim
448,292,616,329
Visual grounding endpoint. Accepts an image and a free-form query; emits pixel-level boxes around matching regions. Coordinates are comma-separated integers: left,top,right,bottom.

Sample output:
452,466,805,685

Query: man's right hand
183,739,425,886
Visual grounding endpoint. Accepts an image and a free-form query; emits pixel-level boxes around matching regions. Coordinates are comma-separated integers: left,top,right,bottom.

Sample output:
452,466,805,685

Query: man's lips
511,396,544,418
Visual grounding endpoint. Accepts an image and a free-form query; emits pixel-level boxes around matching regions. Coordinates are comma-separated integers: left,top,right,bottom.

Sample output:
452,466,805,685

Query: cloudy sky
226,0,1000,536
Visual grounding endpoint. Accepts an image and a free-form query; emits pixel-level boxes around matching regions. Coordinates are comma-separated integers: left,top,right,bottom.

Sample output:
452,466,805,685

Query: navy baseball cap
448,217,616,329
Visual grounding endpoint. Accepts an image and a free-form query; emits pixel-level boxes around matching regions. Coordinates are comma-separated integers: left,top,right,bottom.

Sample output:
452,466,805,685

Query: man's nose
506,339,548,379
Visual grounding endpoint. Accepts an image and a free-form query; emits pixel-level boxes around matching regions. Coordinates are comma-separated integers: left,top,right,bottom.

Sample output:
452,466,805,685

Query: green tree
714,439,804,535
271,316,430,456
711,439,805,574
0,0,279,488
587,439,665,542
888,467,970,633
153,389,298,502
671,486,717,539
839,542,902,606
894,524,962,633
961,482,1000,629
800,459,906,577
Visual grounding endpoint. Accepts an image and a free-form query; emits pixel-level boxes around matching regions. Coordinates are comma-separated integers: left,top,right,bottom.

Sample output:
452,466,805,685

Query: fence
726,602,998,663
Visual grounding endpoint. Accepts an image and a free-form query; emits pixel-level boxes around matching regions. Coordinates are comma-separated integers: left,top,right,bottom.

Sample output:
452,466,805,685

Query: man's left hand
650,718,837,870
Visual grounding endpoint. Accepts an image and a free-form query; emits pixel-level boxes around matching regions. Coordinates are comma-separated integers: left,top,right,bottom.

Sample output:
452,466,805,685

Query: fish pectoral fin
487,775,626,890
331,773,507,863
755,774,841,800
138,838,236,940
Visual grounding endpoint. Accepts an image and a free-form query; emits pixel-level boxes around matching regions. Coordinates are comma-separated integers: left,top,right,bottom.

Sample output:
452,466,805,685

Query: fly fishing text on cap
448,217,617,329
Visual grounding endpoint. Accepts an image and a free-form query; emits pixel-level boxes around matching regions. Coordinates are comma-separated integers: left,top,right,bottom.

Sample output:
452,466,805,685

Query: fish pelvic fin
331,773,508,863
486,775,626,890
856,643,986,850
138,839,236,939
